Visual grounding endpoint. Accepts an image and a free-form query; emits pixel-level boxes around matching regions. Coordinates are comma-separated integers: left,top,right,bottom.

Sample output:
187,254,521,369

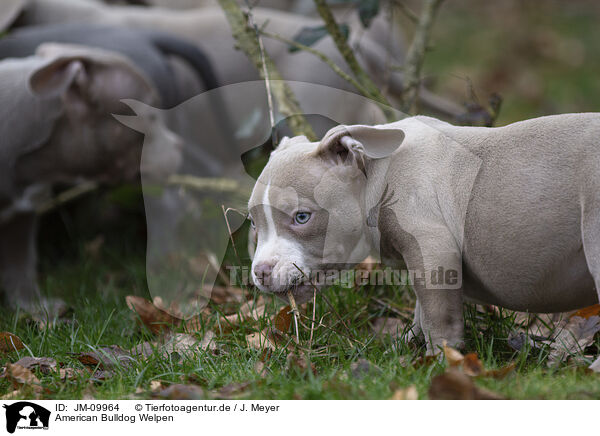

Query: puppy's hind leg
581,198,600,303
580,196,600,370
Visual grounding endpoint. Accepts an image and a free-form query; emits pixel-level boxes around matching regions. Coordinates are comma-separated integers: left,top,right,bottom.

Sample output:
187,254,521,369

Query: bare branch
217,0,316,141
259,29,371,98
401,0,446,113
312,0,397,122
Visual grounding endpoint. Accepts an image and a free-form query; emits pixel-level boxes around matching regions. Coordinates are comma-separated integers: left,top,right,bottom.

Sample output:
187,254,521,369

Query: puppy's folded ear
313,124,405,170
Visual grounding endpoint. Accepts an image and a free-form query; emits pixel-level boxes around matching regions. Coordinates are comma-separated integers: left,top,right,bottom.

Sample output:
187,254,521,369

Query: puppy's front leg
404,234,464,354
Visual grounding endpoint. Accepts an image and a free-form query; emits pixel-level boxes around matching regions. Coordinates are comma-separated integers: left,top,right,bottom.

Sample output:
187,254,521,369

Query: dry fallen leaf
254,361,269,378
132,331,215,361
246,328,288,351
160,332,216,360
76,345,134,370
2,363,43,394
156,384,205,400
571,304,600,319
442,345,514,379
222,298,268,326
428,369,504,400
201,285,246,305
462,353,484,377
547,315,600,365
1,390,22,400
371,317,408,337
0,332,25,353
390,385,418,400
58,367,87,381
484,362,517,380
126,296,181,334
443,343,465,367
213,381,252,399
286,352,317,376
274,305,293,334
13,357,57,375
150,380,165,392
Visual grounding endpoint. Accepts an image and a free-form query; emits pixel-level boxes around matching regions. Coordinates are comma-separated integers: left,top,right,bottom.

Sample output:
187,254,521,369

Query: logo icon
2,402,50,433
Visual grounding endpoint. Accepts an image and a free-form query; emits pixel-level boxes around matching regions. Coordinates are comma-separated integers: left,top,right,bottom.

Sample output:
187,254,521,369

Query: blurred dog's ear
313,124,405,171
29,57,86,98
29,43,157,116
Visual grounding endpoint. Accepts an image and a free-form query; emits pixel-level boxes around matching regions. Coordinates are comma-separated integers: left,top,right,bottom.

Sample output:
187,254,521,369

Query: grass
2,1,600,401
1,233,599,400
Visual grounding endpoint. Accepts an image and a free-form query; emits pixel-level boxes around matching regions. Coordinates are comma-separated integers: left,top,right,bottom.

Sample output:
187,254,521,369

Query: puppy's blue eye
294,212,311,225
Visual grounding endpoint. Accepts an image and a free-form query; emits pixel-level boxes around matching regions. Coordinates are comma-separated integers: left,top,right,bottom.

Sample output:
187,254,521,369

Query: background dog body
0,44,181,312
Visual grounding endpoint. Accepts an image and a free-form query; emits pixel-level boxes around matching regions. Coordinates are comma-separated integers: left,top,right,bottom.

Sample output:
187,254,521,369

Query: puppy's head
248,124,404,300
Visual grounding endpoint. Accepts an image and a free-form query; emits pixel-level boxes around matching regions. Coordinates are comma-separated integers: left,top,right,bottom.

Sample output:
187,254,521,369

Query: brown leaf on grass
126,296,181,334
159,332,216,360
403,354,439,368
246,328,288,351
442,345,514,379
274,305,292,334
132,331,216,360
390,385,418,400
214,381,252,399
286,352,317,376
371,317,407,337
156,384,205,400
462,353,484,377
58,367,87,381
0,332,24,353
13,357,57,375
76,345,133,370
428,370,504,400
2,363,43,394
201,286,246,305
1,390,21,400
222,298,267,326
443,343,464,367
254,361,269,378
571,304,600,319
150,380,166,392
484,362,517,380
547,315,600,365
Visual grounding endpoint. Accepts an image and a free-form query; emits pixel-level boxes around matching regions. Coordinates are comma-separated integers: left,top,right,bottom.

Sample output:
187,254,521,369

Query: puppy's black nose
253,262,273,285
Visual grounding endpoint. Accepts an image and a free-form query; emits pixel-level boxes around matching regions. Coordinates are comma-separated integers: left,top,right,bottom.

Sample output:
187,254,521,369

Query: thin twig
36,182,98,215
247,4,277,146
312,0,396,122
286,290,301,344
401,0,446,113
292,263,359,344
217,0,316,140
309,286,317,350
392,0,419,24
221,205,241,263
260,29,371,99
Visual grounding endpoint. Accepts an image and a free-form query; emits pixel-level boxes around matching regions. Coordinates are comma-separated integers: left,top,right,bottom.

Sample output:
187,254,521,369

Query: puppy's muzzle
253,262,273,287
